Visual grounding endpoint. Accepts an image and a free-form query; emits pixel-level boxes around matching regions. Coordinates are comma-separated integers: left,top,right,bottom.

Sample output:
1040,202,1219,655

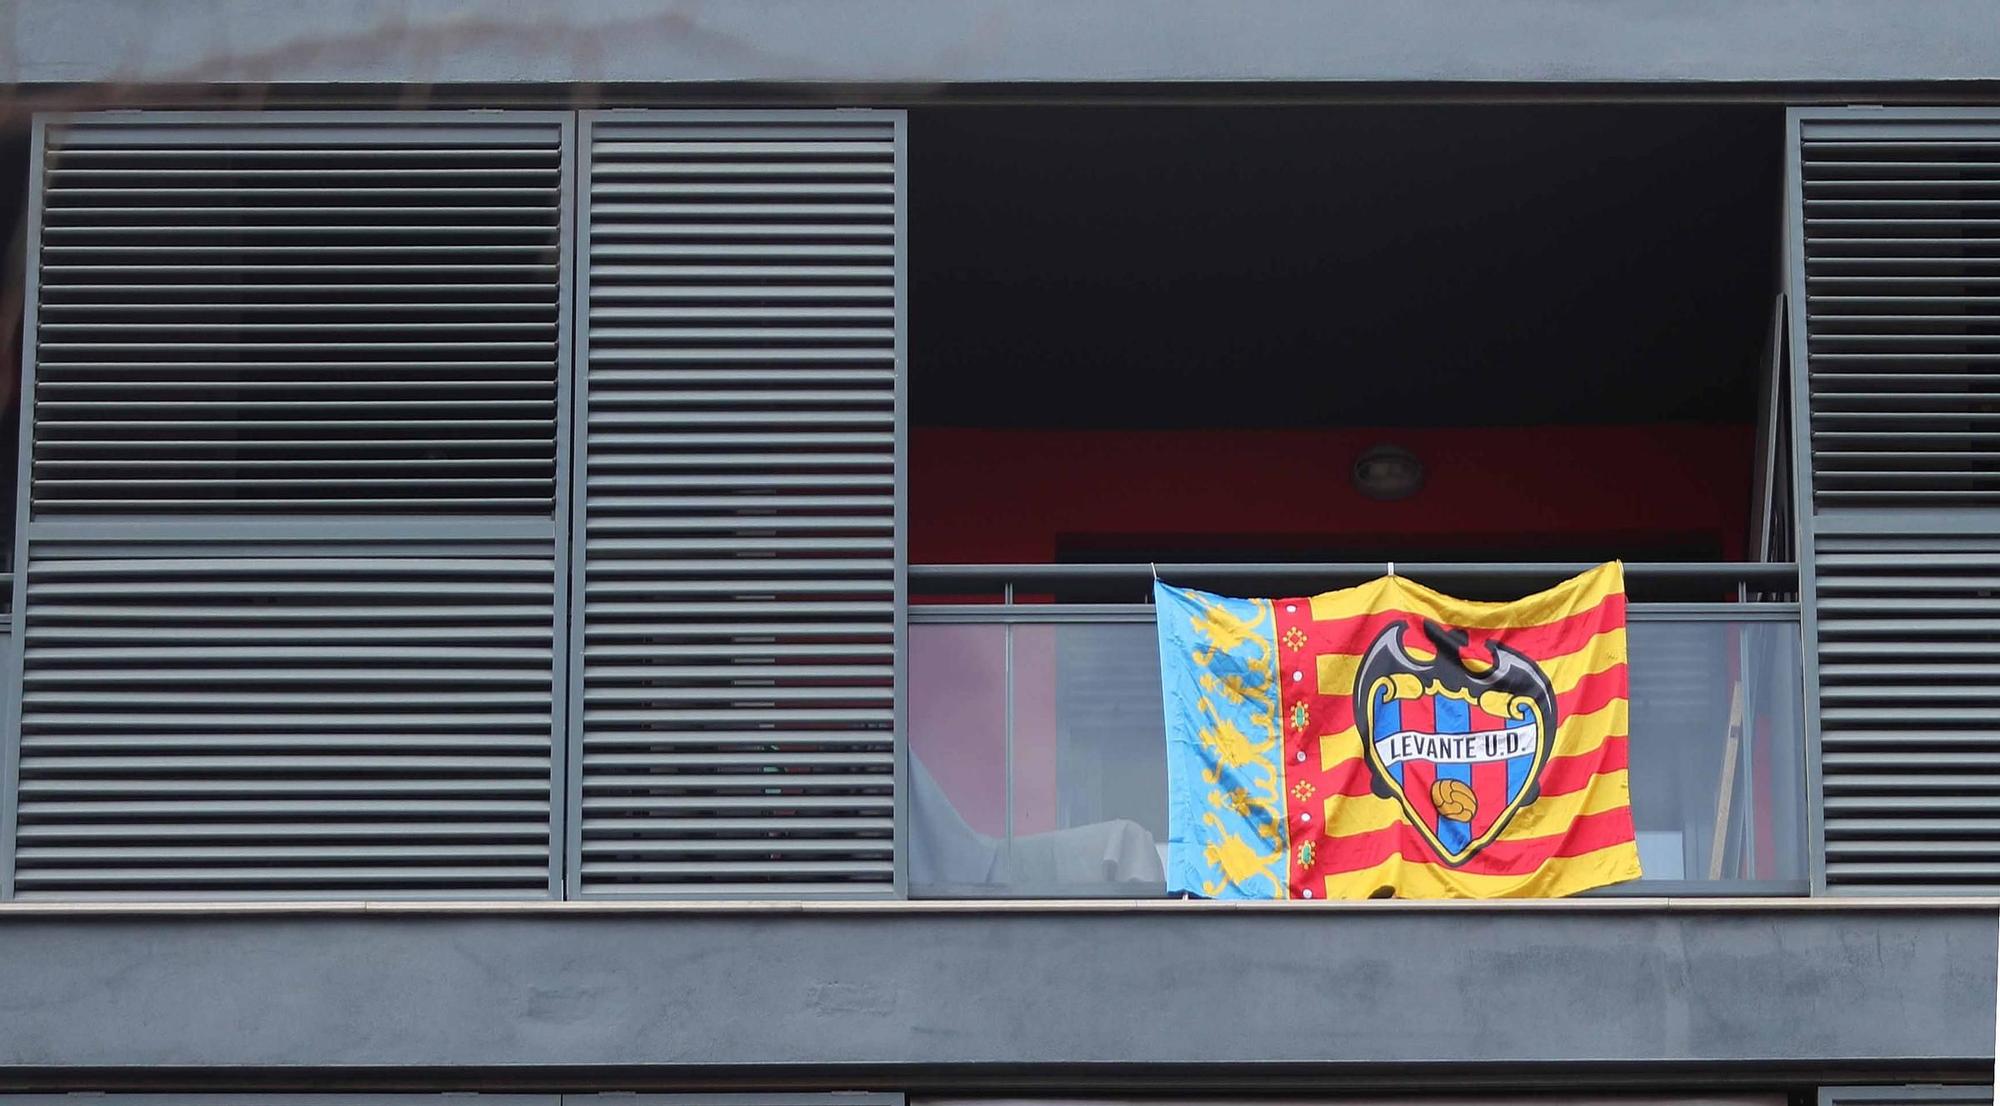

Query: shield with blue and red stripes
1355,618,1557,867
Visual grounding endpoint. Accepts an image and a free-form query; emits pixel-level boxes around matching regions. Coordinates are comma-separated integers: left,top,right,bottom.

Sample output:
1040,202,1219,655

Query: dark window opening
908,104,1787,581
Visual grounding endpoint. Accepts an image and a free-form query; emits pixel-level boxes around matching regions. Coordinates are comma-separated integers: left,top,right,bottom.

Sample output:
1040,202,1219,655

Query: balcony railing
907,563,1807,898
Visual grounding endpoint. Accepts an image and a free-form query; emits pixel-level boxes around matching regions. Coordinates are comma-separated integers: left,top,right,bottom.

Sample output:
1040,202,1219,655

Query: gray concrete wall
4,0,2000,89
0,903,1989,1086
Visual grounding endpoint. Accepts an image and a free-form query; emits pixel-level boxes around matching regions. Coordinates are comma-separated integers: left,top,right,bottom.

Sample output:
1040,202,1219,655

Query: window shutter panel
7,112,572,899
570,111,903,897
1792,109,2000,892
566,1096,902,1106
2,1097,561,1106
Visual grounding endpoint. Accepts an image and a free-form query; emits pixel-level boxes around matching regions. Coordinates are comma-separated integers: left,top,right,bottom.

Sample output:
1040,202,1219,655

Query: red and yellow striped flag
1158,562,1639,899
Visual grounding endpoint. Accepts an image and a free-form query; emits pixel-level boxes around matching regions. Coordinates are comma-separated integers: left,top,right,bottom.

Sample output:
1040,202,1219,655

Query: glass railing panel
1626,614,1806,888
907,610,1805,897
907,622,1012,884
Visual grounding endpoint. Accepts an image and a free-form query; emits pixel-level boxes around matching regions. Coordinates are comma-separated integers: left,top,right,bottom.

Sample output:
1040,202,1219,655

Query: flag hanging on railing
1155,561,1639,899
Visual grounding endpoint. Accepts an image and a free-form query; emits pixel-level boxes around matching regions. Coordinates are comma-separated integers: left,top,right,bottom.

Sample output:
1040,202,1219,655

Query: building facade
0,4,1997,1106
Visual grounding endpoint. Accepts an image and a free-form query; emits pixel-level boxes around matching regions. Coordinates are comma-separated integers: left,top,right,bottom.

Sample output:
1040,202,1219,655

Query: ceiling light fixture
1352,444,1425,501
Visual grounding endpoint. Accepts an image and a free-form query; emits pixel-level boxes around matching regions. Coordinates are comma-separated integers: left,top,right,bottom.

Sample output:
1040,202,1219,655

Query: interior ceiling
909,103,1782,429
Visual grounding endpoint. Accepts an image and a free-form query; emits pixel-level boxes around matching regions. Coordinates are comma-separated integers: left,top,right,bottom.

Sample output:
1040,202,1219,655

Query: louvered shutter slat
12,113,572,900
1803,117,2000,509
12,550,559,898
32,117,562,515
571,112,904,898
1796,111,2000,893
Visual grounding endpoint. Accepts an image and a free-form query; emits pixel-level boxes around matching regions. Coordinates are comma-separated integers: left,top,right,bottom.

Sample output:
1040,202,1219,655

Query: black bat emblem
1353,618,1558,809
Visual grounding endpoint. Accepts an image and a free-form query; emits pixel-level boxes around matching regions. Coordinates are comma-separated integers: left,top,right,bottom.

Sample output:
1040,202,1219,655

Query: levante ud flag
1155,562,1640,899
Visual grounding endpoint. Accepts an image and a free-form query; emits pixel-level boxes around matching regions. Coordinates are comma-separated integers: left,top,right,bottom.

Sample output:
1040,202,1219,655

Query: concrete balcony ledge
0,896,1990,1083
0,894,1995,915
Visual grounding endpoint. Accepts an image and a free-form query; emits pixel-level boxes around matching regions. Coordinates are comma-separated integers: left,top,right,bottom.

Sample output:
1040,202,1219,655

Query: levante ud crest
1355,619,1557,867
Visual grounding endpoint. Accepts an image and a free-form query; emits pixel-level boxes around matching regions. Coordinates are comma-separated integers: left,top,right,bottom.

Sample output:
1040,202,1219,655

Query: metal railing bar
1628,602,1802,620
909,561,1799,592
909,601,1802,624
909,878,1811,900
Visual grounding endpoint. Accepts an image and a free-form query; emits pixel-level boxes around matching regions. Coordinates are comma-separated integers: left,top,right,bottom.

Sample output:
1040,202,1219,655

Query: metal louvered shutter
7,112,572,900
568,1095,903,1106
569,111,903,898
29,115,562,513
2,1096,560,1106
1791,109,2000,893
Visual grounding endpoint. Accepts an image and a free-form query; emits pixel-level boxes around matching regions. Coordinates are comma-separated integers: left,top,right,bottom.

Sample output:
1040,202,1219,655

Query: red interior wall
911,424,1754,565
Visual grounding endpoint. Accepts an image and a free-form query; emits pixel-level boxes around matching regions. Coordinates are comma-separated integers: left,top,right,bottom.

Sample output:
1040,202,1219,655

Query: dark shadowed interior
907,104,1786,567
910,103,1784,428
1,124,26,568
